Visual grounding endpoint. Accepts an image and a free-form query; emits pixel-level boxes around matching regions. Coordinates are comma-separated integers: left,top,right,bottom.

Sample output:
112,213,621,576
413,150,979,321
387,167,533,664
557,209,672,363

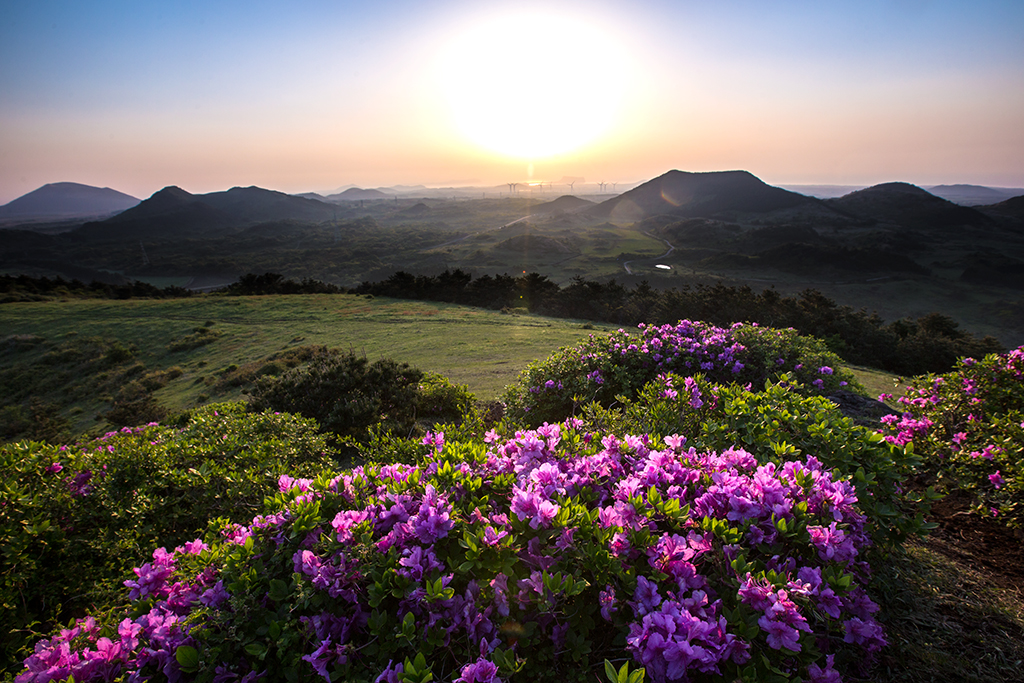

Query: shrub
167,328,222,353
16,418,889,683
415,372,476,426
502,320,858,426
247,349,424,442
592,373,933,552
0,404,336,676
879,346,1024,528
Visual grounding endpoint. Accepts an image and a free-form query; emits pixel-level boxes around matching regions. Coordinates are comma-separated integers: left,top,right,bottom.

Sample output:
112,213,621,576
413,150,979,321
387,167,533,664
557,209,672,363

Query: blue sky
1,0,1022,202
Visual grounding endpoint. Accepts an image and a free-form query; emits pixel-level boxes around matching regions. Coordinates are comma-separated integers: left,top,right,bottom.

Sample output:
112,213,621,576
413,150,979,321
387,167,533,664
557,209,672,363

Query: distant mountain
826,182,990,229
328,188,390,201
294,192,328,201
0,182,139,219
587,170,814,221
75,185,338,239
529,195,594,214
926,184,1024,206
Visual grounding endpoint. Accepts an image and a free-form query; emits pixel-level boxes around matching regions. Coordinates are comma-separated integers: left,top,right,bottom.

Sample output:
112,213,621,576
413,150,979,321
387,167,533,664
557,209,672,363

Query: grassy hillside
0,294,616,438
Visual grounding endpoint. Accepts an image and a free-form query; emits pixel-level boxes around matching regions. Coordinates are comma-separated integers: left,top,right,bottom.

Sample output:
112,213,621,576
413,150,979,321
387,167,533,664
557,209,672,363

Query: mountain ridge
0,182,139,220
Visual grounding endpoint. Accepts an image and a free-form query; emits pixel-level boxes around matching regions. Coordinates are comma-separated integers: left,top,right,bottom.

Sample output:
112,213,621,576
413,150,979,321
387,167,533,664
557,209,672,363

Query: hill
0,182,139,220
75,186,232,239
587,170,816,221
528,195,594,215
979,194,1024,222
328,187,390,201
826,182,991,230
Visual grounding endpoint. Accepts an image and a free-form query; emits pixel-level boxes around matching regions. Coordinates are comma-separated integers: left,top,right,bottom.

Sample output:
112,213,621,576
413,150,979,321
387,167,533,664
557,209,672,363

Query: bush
879,346,1024,528
415,372,476,426
16,417,891,683
247,349,425,442
591,373,933,553
0,404,337,676
502,320,859,426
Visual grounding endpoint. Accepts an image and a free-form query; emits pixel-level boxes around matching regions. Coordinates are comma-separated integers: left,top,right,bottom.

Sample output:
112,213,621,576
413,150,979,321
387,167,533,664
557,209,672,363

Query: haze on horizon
1,0,1022,205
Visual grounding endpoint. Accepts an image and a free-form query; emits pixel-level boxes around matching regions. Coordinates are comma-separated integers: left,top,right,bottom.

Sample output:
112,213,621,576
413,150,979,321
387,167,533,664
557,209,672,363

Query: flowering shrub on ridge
878,345,1024,528
19,418,887,683
502,320,858,426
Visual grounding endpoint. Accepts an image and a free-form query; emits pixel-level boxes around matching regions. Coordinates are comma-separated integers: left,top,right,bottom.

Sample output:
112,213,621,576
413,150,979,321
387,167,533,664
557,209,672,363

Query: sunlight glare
438,11,629,160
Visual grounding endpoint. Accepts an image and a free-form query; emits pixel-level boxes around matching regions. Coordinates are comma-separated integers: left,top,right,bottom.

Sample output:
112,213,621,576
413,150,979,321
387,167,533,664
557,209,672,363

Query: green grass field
0,294,618,435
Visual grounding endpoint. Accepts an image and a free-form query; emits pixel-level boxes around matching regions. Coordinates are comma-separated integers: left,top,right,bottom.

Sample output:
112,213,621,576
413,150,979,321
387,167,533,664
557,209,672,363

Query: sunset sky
1,0,1022,204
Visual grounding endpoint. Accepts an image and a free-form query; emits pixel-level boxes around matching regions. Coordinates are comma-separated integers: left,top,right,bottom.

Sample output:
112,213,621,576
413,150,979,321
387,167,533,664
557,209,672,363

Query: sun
438,11,629,160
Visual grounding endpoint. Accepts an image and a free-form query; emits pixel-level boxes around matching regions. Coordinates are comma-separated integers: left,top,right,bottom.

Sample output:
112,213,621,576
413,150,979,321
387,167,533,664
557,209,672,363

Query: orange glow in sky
1,0,1022,203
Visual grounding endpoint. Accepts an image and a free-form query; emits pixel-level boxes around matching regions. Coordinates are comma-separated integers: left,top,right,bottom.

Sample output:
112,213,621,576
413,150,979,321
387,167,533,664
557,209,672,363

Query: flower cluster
879,345,1024,527
503,320,856,425
21,418,884,683
18,542,214,683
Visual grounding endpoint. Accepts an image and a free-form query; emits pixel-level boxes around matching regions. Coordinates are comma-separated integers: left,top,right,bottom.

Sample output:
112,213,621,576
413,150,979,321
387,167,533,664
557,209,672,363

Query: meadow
0,294,617,439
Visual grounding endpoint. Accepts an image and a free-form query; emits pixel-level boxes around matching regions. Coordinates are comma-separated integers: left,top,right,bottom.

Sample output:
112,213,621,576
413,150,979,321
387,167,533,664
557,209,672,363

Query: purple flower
758,615,802,651
397,545,444,582
599,586,618,621
843,617,887,651
633,576,661,616
457,658,500,683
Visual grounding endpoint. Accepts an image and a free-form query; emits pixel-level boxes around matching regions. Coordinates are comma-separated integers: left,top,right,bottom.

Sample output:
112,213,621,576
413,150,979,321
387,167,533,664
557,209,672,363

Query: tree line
1,270,1003,376
352,270,1004,376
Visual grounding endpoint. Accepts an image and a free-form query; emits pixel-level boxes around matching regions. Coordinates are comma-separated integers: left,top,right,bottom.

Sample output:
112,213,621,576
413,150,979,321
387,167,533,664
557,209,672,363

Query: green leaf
244,642,266,657
175,645,200,672
604,660,619,683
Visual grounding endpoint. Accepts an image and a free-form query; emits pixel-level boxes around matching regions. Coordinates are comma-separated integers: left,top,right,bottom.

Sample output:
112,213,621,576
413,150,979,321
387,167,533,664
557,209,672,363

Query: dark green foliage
415,372,476,426
224,272,345,295
0,274,193,302
0,403,337,676
0,398,70,443
103,379,168,427
886,313,1004,376
167,326,222,352
247,348,424,441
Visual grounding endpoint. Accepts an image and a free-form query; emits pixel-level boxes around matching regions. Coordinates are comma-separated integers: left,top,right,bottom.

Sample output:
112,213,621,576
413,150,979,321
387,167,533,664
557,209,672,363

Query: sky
1,0,1023,204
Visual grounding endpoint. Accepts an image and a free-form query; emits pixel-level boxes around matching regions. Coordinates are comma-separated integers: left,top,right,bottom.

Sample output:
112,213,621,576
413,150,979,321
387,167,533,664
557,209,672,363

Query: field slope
0,294,616,436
